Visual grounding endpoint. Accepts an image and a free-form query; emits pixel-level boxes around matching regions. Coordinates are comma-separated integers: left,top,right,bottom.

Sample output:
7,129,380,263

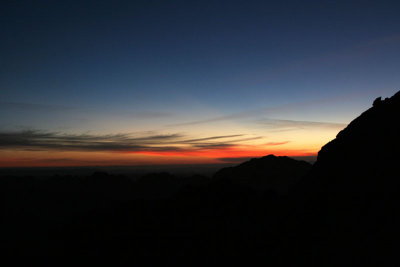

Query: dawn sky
1,0,399,167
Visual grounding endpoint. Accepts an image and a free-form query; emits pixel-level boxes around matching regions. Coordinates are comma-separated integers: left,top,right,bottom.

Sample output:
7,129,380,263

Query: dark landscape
1,91,399,266
2,1,400,266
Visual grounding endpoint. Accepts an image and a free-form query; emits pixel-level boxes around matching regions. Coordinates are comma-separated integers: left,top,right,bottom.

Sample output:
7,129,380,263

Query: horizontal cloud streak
0,130,182,152
182,134,244,143
264,141,291,146
259,118,347,132
0,130,262,153
166,90,384,127
167,111,260,127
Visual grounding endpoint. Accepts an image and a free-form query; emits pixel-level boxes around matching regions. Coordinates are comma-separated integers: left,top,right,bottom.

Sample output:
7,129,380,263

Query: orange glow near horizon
129,146,315,158
0,145,318,168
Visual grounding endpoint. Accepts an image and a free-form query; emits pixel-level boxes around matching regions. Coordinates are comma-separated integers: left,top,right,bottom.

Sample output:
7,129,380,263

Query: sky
1,0,399,167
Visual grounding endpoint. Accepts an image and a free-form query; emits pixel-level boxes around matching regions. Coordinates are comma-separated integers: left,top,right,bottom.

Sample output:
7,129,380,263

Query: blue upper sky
1,0,399,166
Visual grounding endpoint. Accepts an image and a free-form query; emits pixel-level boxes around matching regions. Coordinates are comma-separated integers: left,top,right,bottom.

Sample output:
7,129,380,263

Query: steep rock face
287,91,400,266
307,91,400,192
214,155,311,193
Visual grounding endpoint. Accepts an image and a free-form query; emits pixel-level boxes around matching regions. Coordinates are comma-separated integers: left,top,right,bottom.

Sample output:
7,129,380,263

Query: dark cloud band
0,130,261,153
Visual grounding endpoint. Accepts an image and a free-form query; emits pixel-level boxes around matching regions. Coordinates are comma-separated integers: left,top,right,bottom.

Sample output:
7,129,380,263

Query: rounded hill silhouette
214,154,311,193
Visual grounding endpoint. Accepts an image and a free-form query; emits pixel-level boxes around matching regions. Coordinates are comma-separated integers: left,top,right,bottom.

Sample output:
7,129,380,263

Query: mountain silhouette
213,154,311,193
303,90,400,193
288,90,400,266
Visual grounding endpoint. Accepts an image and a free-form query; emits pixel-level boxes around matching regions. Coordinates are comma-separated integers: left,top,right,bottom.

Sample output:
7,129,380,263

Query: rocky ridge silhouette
287,90,400,266
303,90,400,193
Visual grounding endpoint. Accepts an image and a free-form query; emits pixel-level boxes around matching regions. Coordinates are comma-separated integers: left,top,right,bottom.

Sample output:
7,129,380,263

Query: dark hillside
287,91,400,266
214,155,311,193
306,91,400,192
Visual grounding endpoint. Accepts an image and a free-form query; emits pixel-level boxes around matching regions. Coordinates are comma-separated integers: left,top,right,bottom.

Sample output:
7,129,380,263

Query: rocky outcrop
305,91,400,193
287,91,400,266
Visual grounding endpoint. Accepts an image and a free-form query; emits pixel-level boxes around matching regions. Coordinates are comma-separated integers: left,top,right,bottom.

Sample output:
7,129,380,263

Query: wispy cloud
0,130,181,152
166,90,372,127
259,118,347,132
181,134,244,143
166,86,397,129
0,130,262,153
167,111,260,127
264,141,291,146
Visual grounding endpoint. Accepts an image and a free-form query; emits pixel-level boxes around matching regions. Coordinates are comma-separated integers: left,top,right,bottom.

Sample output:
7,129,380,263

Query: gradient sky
1,0,399,167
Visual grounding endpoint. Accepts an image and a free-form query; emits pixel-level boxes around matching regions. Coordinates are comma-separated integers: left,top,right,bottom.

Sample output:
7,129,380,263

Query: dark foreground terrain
1,91,400,266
